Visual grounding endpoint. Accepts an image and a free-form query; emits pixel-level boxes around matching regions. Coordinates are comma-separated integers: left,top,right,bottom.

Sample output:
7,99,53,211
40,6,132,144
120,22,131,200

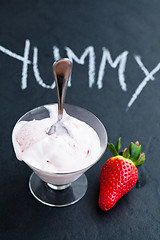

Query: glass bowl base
29,172,88,207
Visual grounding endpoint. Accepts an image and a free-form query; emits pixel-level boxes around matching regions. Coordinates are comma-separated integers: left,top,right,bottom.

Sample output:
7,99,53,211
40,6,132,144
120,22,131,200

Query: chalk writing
97,48,128,91
33,47,55,89
65,46,95,87
0,40,31,90
0,39,159,111
127,57,160,110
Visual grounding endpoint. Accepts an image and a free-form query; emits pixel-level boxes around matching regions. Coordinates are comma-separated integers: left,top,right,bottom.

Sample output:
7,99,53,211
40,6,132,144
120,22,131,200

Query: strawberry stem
115,137,121,153
107,138,145,168
107,143,118,156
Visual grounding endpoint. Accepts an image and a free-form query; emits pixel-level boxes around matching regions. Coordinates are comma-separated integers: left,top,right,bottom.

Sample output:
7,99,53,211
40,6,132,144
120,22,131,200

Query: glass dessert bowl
12,104,107,207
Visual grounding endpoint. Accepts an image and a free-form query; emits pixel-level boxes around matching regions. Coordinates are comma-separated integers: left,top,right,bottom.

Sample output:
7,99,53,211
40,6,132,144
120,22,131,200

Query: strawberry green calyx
107,138,145,168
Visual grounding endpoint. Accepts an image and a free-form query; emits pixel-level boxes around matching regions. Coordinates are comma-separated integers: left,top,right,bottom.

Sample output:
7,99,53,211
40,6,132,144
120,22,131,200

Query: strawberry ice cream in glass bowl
12,104,107,207
12,59,107,207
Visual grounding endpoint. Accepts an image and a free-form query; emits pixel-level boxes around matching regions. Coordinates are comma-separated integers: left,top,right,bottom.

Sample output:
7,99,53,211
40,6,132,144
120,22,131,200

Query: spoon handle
53,58,72,121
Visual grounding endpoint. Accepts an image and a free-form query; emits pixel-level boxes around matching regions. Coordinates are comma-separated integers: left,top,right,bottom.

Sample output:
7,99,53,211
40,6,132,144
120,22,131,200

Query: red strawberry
99,138,145,211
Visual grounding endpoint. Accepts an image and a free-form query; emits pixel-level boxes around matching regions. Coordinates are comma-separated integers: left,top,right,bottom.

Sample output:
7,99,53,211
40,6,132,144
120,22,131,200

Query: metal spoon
48,58,72,135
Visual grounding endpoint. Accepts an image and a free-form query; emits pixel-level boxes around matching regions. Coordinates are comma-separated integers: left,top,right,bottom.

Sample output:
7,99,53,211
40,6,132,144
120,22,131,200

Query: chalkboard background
1,0,160,239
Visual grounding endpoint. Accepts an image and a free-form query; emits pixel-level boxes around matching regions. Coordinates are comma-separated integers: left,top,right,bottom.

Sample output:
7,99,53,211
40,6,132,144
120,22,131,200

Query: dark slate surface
1,0,160,239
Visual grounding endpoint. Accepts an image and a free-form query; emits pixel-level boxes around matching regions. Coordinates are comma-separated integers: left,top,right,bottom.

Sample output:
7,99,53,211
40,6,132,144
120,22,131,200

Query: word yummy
0,39,159,110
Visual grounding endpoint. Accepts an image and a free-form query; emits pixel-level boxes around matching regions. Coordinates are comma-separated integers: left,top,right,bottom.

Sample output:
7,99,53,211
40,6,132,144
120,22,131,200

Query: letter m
65,46,95,87
97,47,128,91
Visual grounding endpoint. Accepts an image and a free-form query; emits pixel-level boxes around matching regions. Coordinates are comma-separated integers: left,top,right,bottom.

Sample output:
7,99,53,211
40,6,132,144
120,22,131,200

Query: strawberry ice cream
12,104,101,174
